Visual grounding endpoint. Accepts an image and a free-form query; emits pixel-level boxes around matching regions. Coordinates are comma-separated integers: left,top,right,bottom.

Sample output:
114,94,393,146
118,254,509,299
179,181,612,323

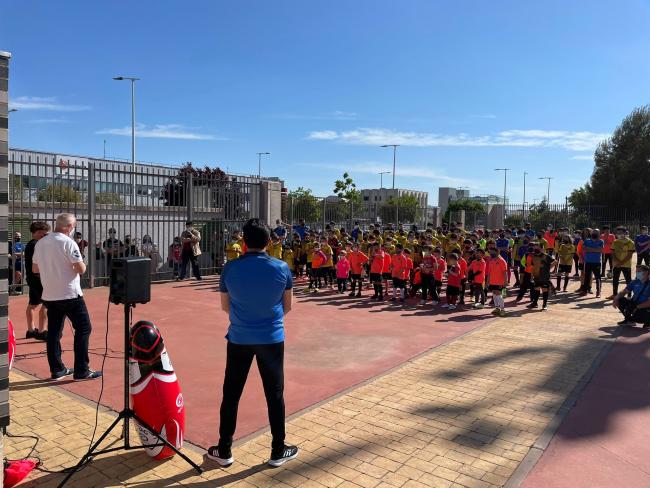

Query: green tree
444,199,485,222
37,184,83,203
379,194,421,223
569,105,650,211
333,172,361,204
95,192,123,205
288,187,321,224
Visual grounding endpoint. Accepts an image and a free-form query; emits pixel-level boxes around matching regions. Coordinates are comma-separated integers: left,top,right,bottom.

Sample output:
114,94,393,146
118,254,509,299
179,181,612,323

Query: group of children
222,220,650,317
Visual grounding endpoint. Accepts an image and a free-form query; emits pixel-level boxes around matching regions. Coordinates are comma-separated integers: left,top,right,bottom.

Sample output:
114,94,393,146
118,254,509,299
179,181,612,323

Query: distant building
360,188,428,208
467,194,506,206
438,187,470,213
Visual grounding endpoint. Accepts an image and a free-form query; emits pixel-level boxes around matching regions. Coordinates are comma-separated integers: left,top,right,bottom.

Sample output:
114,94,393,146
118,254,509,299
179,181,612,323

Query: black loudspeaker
110,257,152,305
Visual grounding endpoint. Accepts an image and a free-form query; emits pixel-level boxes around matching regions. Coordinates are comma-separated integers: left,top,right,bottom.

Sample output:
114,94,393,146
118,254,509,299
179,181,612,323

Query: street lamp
378,171,390,189
113,76,140,202
539,176,553,204
8,108,17,113
523,171,528,220
380,144,400,189
494,168,509,226
257,152,270,178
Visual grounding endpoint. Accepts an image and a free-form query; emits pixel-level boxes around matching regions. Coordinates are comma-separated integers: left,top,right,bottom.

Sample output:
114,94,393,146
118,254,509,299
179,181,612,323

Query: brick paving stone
6,280,619,487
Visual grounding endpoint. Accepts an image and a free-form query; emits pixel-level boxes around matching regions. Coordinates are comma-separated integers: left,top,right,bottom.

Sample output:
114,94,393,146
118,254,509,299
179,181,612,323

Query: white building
360,188,428,208
438,187,470,213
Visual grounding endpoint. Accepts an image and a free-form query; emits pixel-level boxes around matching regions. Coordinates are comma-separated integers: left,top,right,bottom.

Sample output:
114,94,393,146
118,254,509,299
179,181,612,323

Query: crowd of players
224,220,650,319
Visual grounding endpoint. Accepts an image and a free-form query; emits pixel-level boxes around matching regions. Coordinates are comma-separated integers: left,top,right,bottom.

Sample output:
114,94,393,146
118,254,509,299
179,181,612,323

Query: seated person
612,264,650,328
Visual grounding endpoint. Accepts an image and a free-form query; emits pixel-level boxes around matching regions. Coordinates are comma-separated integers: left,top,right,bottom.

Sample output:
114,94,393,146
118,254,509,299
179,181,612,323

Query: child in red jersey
419,245,436,305
369,245,386,300
457,253,468,305
390,244,412,303
381,244,392,297
347,243,369,298
443,253,462,310
468,249,487,308
432,247,446,305
336,250,351,293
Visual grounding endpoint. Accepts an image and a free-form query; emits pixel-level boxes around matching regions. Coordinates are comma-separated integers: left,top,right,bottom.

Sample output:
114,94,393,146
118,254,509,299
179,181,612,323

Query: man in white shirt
33,213,102,381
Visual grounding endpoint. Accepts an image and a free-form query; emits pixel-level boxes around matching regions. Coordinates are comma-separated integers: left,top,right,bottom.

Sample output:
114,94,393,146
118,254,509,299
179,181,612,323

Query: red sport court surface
10,277,493,449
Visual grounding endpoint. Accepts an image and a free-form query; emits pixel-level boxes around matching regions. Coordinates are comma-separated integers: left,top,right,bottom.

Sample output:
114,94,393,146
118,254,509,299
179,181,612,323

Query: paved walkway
6,283,623,487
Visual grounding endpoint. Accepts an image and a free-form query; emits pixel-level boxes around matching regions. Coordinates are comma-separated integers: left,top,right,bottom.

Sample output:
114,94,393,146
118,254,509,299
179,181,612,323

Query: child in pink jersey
336,250,351,293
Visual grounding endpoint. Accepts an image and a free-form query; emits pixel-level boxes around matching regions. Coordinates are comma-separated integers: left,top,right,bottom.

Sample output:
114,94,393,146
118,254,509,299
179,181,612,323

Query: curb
503,325,621,488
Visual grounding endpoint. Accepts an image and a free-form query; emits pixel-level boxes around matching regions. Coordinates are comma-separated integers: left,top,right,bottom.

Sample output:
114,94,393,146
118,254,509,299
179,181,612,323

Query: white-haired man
33,213,102,380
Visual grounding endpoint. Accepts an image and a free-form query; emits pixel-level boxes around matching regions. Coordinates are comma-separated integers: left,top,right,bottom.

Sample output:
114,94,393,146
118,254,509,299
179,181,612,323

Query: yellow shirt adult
612,238,635,268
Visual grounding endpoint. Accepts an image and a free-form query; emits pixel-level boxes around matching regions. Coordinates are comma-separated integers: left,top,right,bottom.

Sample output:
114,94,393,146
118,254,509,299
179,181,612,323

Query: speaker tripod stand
57,303,203,488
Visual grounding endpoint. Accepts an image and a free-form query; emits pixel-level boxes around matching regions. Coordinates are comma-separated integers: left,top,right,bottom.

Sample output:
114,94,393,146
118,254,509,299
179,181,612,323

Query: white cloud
569,155,594,161
301,161,481,188
27,118,71,124
10,96,91,111
274,111,358,121
96,123,221,141
307,127,609,152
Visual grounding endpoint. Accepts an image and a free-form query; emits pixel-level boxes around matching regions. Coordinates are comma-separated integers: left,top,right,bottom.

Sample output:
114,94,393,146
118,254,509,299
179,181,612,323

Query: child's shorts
558,264,572,273
351,273,362,281
392,278,406,289
488,284,504,292
446,285,460,296
382,272,391,281
434,279,443,288
369,273,382,283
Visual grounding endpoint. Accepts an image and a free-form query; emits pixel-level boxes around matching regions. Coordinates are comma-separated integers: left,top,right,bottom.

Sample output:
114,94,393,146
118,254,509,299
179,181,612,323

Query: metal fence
8,149,264,292
284,196,433,232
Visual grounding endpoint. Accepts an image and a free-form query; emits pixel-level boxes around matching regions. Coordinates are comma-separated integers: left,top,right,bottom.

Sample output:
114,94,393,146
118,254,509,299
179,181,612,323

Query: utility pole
539,176,553,204
257,152,270,178
378,171,390,189
494,168,510,225
380,144,400,189
113,76,140,202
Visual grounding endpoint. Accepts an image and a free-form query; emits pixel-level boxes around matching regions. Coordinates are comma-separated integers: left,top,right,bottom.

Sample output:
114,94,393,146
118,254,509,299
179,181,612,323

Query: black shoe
348,292,356,297
356,292,361,298
26,330,38,340
207,444,234,466
268,445,299,467
35,330,48,341
617,319,634,326
73,370,102,381
526,302,539,309
51,367,74,381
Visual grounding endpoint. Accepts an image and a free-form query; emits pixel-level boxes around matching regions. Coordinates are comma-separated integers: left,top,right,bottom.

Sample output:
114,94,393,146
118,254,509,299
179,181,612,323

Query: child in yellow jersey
555,236,576,292
283,245,295,276
269,234,283,259
383,237,396,256
225,233,242,262
291,238,304,277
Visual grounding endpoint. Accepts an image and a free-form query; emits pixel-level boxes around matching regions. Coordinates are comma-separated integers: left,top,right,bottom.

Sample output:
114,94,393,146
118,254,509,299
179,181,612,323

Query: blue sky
3,0,650,204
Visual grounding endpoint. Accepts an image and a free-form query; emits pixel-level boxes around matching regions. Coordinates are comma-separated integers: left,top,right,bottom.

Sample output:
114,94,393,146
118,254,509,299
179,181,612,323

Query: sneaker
441,303,450,309
617,319,635,326
644,323,650,329
348,292,356,297
356,293,361,298
542,305,549,311
268,445,299,467
448,304,456,310
498,309,507,317
476,303,485,309
73,370,103,381
526,302,539,309
51,367,74,381
596,292,601,298
431,301,439,306
35,330,48,341
26,329,38,340
472,302,480,309
207,444,234,466
491,308,500,315
419,300,426,305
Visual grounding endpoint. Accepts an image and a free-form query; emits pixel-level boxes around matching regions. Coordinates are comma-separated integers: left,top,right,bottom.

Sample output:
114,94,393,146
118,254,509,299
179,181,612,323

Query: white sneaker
476,303,485,309
442,303,450,308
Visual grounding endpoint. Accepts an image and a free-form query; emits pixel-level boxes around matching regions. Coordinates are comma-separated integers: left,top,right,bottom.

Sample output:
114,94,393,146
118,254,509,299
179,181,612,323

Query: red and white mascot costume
129,320,185,460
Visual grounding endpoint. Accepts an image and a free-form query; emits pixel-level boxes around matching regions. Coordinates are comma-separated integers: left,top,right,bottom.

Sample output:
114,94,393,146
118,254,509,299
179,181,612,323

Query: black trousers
584,262,602,292
43,296,92,375
601,254,613,275
639,253,650,267
617,297,650,325
516,272,533,300
179,249,201,279
612,267,632,295
219,341,285,451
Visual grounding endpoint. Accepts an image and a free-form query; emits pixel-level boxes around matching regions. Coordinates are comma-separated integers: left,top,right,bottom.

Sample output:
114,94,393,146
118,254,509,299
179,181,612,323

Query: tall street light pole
113,76,140,203
494,168,510,226
378,171,390,189
257,152,270,178
523,171,528,221
539,177,553,204
380,144,400,189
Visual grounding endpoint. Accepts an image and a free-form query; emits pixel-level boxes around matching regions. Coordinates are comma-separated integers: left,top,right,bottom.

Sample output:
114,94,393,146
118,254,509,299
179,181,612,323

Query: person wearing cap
612,264,650,328
178,220,202,281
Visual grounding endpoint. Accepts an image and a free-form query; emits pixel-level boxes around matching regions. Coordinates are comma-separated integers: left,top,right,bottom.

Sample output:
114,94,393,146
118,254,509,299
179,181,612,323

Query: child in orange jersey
468,249,487,308
432,247,446,305
381,243,392,297
443,253,462,310
348,243,369,298
390,244,412,303
369,244,386,300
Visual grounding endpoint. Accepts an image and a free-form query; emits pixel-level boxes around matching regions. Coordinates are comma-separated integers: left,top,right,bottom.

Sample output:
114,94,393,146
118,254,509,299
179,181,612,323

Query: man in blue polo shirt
635,226,650,266
583,228,604,297
613,264,650,328
208,218,298,468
